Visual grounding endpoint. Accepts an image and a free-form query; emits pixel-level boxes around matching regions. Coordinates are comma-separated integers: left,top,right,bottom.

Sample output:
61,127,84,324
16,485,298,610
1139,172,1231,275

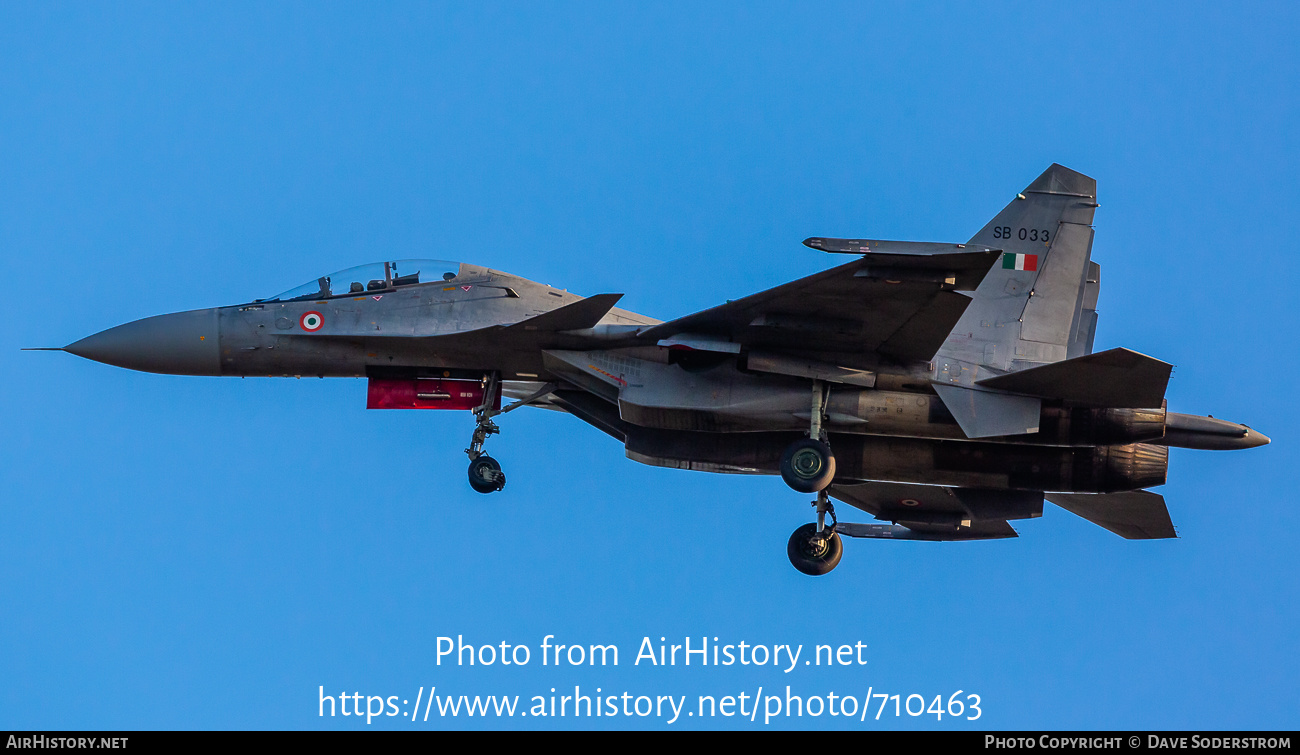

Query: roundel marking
300,311,324,331
900,498,921,507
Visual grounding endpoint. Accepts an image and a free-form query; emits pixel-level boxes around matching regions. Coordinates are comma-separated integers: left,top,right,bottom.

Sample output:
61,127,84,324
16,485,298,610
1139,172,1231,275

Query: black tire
780,438,836,492
786,523,843,576
468,455,506,494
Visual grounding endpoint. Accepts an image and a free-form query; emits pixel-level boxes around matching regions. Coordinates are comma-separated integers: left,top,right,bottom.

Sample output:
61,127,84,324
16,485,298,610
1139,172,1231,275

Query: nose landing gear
462,376,558,494
466,407,504,493
465,373,506,494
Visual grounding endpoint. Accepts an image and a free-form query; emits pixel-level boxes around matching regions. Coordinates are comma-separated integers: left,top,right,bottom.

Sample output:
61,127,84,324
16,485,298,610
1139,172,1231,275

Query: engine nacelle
625,430,1169,493
556,350,1170,447
1035,406,1167,445
1087,441,1170,492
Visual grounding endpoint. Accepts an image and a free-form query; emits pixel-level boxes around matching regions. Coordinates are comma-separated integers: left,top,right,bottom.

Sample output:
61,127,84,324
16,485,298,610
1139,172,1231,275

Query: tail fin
937,164,1099,372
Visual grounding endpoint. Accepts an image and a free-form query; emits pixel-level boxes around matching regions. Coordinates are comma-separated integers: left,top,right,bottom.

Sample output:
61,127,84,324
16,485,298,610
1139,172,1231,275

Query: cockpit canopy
266,259,463,302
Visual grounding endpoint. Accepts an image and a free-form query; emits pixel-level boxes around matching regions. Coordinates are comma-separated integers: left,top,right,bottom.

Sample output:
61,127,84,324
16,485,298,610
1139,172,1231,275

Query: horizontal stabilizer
505,293,624,333
1046,490,1177,539
976,347,1171,408
932,383,1041,438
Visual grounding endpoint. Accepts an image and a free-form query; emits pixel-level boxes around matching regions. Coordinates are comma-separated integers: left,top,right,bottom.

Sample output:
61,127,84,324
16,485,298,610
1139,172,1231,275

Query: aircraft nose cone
65,308,220,376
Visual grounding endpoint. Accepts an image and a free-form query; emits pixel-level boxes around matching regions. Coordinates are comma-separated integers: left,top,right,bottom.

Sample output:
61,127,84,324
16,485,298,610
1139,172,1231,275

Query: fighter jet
34,164,1268,575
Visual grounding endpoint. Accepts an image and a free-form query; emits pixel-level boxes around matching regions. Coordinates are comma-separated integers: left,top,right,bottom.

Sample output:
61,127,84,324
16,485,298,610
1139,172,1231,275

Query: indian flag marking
1002,252,1038,271
300,311,324,331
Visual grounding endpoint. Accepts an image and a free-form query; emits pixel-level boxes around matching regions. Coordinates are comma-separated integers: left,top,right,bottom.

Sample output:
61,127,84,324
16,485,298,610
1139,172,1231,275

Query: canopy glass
266,259,463,301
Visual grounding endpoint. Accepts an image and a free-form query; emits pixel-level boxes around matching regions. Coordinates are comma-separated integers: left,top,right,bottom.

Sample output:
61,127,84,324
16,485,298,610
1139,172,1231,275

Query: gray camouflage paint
54,165,1269,544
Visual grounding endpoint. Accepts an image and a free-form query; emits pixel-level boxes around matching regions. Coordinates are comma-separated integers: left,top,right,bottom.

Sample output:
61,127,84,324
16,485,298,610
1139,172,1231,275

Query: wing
829,481,1042,541
639,246,1001,364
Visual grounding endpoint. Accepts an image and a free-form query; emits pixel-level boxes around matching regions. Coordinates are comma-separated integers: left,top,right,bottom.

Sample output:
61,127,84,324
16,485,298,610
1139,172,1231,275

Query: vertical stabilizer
936,164,1099,379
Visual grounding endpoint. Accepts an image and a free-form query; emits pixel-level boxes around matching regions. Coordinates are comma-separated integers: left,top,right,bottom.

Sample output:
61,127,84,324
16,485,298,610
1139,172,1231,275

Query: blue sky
1,2,1296,729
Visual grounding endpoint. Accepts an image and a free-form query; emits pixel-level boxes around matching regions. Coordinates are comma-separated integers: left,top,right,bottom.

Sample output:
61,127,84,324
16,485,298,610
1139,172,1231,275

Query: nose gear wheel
468,455,506,493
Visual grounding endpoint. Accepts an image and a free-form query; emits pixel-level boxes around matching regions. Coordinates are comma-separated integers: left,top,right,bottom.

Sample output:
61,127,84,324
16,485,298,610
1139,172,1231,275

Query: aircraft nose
65,308,221,376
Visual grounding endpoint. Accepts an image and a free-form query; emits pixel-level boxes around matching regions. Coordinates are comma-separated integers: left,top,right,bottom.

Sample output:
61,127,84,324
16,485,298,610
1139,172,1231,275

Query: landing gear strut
780,380,836,492
787,492,842,576
466,373,505,494
783,380,843,574
462,376,559,494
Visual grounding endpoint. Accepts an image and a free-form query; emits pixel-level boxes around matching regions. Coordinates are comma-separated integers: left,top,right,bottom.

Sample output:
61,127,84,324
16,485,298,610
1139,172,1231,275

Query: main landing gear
779,380,836,493
464,375,557,494
782,380,843,575
787,491,842,575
